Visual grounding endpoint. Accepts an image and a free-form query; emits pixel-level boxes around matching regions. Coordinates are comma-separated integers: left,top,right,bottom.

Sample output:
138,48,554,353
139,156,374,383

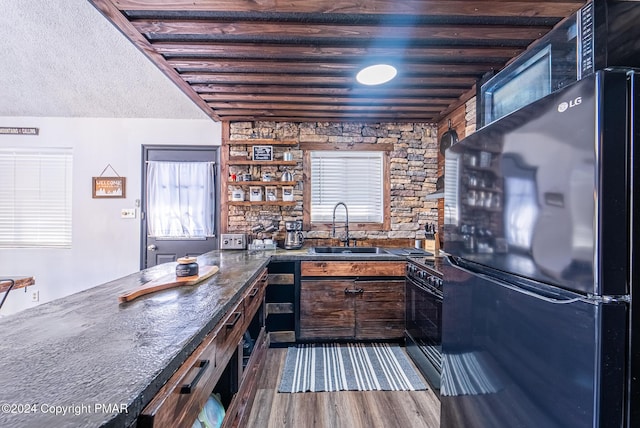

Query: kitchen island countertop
0,248,404,427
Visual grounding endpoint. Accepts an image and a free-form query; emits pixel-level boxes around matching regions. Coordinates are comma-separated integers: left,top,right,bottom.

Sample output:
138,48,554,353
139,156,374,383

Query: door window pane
146,161,215,238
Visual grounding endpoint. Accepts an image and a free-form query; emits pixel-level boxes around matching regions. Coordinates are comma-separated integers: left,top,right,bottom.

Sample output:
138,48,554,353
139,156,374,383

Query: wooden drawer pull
180,359,210,394
225,312,242,328
248,287,259,298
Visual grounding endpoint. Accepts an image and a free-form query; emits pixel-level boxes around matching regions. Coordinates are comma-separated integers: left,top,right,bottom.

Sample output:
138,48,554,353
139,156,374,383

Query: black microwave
479,0,640,128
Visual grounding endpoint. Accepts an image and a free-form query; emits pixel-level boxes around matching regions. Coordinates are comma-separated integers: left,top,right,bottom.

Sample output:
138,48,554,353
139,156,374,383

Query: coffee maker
284,220,304,250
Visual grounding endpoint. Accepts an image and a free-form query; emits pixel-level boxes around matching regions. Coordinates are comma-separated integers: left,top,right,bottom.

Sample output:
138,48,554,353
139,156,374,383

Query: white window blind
310,151,383,223
0,148,73,248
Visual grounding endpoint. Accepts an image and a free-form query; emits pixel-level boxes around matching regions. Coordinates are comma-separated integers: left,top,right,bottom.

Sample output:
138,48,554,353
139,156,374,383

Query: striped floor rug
278,343,427,393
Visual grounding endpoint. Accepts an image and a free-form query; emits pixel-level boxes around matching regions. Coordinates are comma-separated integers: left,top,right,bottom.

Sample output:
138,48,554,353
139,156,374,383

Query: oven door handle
407,277,443,299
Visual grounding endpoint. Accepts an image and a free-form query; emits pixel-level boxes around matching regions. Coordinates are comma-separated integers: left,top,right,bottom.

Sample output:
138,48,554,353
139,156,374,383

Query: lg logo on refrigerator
558,97,582,113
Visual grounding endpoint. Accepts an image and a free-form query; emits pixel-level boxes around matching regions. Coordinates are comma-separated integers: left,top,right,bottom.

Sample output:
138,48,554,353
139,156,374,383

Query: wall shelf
228,201,297,207
221,125,301,234
228,181,296,187
228,160,297,166
226,139,298,146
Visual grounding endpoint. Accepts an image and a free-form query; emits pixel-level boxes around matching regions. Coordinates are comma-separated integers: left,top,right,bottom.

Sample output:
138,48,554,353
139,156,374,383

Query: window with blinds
0,148,73,248
310,151,383,223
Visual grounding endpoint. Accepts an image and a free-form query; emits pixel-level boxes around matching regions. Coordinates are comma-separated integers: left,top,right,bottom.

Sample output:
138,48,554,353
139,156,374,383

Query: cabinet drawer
215,300,245,370
138,328,221,428
243,269,267,324
301,261,405,277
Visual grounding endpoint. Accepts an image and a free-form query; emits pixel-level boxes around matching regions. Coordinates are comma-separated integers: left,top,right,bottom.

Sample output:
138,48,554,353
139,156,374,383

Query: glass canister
467,190,477,206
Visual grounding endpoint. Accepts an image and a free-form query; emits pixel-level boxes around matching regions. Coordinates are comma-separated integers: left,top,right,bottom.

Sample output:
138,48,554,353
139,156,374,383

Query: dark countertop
0,249,405,427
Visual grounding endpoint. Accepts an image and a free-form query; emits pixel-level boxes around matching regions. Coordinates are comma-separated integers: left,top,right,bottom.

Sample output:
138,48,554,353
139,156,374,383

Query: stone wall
227,121,439,243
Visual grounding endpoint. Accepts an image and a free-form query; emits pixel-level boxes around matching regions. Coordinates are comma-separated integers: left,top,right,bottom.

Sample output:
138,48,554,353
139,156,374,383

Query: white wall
0,116,221,315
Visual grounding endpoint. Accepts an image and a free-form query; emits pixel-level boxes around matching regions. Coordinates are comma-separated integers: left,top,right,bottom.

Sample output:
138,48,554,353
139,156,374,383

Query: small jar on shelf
249,186,263,202
231,188,245,201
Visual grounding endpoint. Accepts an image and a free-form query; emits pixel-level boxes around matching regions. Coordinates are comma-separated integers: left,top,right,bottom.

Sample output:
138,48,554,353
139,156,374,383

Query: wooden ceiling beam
201,93,454,106
153,42,523,61
114,1,585,18
220,116,437,123
216,110,437,120
169,59,501,75
207,102,445,113
191,84,462,97
180,73,475,86
132,20,549,42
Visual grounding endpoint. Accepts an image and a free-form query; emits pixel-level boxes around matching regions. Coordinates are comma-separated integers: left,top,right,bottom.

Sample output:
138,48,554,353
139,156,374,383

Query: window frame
301,143,391,232
0,147,73,249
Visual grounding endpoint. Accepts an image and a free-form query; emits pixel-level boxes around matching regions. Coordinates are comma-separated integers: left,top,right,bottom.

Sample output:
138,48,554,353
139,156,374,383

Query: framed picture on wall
252,145,273,161
93,177,126,198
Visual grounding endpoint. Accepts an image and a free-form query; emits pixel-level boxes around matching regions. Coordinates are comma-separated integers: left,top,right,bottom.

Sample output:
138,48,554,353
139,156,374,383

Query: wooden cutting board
118,265,219,303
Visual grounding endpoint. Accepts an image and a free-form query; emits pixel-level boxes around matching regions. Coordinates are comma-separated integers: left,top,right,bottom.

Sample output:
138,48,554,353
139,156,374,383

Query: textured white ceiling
0,0,209,120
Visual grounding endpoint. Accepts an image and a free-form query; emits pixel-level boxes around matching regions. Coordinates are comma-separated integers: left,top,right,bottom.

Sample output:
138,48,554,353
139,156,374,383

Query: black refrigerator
441,69,638,428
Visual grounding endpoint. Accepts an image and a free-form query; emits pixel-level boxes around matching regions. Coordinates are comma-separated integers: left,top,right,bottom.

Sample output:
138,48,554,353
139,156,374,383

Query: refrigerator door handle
453,261,584,305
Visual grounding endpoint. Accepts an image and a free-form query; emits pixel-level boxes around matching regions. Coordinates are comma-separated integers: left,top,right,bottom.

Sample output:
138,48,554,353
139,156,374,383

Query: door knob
147,244,157,251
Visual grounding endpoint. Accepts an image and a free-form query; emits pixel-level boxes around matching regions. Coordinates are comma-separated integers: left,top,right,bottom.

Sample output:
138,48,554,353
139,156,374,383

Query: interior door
141,145,220,269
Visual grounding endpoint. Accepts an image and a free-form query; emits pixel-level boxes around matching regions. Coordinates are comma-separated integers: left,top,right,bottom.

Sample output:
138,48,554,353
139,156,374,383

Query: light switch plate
121,208,136,219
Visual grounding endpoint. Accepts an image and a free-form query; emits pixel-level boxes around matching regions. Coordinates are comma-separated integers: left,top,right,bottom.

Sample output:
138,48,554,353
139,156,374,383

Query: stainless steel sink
309,246,388,254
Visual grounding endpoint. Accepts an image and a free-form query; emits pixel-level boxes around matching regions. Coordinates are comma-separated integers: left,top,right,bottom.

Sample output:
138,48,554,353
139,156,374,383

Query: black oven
405,257,443,395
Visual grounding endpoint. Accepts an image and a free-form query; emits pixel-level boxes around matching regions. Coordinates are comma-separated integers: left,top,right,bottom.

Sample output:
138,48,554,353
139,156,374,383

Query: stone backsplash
227,121,439,244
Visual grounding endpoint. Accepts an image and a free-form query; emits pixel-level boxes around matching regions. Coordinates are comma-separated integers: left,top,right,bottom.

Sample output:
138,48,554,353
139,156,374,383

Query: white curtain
146,161,215,238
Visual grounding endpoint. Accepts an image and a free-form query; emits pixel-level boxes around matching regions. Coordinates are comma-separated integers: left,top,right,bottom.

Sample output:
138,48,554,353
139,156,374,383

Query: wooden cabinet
265,261,297,344
353,279,405,339
300,280,356,339
299,261,405,341
138,269,267,428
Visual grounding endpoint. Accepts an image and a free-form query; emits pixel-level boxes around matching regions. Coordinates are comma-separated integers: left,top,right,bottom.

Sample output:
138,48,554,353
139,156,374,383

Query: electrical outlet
121,208,136,219
31,290,39,302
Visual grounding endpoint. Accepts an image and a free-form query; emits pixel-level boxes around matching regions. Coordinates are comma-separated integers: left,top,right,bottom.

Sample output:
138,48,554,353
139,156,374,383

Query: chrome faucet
332,202,350,246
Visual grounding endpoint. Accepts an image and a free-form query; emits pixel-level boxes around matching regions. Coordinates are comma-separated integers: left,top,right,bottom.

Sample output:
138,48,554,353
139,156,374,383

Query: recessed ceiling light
356,64,397,85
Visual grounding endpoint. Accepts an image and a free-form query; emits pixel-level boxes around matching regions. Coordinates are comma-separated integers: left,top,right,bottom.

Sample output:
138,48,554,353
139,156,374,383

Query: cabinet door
299,280,355,340
354,280,405,340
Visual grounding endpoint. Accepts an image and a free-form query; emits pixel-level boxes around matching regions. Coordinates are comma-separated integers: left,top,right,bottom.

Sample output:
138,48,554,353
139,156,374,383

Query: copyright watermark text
2,403,128,416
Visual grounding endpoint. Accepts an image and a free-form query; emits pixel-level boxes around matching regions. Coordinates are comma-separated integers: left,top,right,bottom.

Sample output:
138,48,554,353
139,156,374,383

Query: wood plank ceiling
88,0,587,123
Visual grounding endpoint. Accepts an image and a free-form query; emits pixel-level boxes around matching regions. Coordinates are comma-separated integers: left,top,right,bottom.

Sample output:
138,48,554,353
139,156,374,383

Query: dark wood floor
246,347,441,428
